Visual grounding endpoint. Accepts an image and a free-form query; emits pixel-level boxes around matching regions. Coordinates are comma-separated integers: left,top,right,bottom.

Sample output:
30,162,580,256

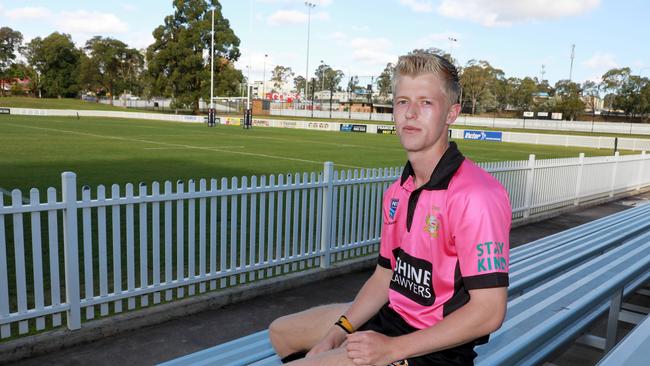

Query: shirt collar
399,141,465,190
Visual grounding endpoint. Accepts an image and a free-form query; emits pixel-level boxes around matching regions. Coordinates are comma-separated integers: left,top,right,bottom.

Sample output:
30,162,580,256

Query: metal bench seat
597,313,650,366
510,203,650,264
509,208,650,296
158,330,279,366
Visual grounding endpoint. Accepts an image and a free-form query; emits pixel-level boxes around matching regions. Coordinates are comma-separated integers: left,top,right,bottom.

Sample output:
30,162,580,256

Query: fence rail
1,153,650,340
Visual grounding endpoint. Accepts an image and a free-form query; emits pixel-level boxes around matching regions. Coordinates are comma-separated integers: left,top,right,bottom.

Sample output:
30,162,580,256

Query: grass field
0,114,627,195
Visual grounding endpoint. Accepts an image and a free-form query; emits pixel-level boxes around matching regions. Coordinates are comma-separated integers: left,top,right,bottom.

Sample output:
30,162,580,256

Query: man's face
393,73,459,154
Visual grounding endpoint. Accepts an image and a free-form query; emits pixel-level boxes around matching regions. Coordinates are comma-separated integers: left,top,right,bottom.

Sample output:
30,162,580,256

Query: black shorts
357,304,477,366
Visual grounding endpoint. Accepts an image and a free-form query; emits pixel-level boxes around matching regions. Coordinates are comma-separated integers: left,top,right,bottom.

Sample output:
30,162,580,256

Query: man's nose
406,103,418,119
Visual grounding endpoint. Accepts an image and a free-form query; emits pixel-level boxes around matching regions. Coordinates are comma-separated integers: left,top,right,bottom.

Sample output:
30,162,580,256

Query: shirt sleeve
448,183,512,290
378,185,397,269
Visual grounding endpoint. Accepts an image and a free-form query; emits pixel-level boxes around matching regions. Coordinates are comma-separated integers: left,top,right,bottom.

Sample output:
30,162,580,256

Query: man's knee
269,314,294,354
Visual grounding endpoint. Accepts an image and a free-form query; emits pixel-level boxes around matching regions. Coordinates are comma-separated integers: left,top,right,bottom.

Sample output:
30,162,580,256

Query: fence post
574,153,585,205
61,172,81,330
609,152,620,197
636,151,646,190
320,162,334,268
523,154,536,218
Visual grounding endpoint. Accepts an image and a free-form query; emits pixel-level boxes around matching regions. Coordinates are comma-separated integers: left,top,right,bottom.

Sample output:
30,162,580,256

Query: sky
1,0,649,88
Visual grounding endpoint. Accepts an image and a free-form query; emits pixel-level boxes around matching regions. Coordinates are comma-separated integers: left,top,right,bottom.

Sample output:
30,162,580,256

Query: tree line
260,47,650,121
1,1,649,119
0,0,242,114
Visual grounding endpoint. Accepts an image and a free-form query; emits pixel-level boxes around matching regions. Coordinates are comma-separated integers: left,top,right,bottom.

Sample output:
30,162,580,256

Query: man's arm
307,264,393,356
346,286,507,365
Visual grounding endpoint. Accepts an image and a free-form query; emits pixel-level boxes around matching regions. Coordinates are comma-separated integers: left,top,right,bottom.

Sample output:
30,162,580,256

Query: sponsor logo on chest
390,248,435,306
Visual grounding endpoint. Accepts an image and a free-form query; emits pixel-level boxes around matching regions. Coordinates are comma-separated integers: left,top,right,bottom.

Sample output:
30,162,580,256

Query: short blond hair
393,53,460,104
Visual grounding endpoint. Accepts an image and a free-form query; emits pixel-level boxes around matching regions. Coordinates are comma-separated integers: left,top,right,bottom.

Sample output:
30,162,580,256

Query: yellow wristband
335,315,354,334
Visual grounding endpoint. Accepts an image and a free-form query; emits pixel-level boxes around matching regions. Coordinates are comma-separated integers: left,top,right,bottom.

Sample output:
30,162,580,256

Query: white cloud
123,31,154,50
5,6,51,19
438,0,600,27
349,38,396,66
54,10,129,34
399,0,433,13
584,53,617,70
267,10,328,25
268,10,306,25
582,53,617,83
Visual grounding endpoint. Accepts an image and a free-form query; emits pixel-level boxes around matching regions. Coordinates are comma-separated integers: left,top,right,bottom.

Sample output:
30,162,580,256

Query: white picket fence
1,153,650,340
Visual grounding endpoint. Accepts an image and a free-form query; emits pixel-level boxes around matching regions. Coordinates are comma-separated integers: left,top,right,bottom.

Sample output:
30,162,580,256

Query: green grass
0,96,136,111
0,114,626,194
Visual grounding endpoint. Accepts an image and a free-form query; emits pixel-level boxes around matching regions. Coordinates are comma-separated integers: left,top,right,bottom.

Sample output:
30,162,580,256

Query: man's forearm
343,266,392,330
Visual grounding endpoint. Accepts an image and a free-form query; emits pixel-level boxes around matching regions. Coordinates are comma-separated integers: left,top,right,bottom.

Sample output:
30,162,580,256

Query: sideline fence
1,153,650,339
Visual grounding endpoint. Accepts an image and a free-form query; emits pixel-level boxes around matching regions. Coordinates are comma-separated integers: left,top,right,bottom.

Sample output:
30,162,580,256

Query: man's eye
397,100,408,105
422,100,432,105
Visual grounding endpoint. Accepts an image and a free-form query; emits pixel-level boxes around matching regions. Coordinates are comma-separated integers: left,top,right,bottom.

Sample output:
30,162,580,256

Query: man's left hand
345,331,399,366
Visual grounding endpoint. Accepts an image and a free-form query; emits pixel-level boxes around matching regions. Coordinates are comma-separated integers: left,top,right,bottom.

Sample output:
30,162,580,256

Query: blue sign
463,130,502,142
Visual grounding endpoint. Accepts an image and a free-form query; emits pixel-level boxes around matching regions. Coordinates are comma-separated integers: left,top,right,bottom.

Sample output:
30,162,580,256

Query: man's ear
445,103,461,126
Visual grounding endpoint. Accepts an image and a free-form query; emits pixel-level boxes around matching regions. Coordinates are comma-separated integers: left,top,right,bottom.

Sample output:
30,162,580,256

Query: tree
494,77,516,112
582,80,601,119
314,63,343,92
512,77,538,111
80,36,144,104
146,0,242,113
554,79,585,121
24,32,81,98
376,62,394,101
459,59,501,114
293,75,305,95
408,47,455,65
270,65,294,92
0,27,24,96
600,68,650,117
347,75,359,95
6,62,38,96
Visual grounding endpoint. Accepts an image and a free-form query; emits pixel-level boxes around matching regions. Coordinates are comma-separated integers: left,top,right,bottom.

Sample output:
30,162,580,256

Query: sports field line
7,123,365,169
143,146,245,150
206,130,401,151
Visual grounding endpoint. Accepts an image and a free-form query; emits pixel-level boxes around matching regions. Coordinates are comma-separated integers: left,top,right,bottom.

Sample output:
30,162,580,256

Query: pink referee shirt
378,142,512,330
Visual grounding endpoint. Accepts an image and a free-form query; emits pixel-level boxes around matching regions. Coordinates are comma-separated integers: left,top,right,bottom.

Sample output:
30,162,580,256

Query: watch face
389,361,409,366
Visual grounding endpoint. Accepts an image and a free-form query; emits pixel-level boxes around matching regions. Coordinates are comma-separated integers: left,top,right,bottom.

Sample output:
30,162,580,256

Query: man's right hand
306,326,348,357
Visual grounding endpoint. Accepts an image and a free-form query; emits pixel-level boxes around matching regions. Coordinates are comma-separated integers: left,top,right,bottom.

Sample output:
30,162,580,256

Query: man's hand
346,331,398,366
306,326,348,357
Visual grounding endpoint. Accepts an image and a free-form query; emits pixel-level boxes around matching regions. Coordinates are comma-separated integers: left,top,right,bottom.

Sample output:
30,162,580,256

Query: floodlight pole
247,0,253,111
304,1,316,109
210,7,215,111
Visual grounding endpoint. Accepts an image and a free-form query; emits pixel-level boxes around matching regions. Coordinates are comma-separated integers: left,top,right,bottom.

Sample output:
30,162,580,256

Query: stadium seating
158,204,650,366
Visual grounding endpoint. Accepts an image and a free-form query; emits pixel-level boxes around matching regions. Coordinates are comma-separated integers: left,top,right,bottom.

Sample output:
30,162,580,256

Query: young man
269,53,511,366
